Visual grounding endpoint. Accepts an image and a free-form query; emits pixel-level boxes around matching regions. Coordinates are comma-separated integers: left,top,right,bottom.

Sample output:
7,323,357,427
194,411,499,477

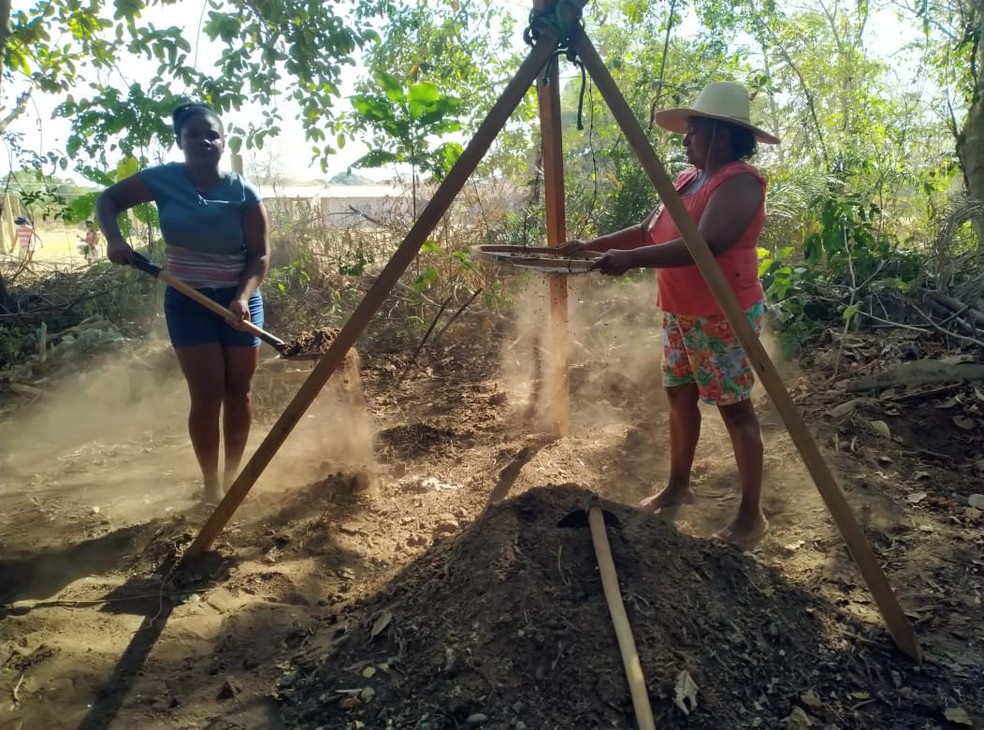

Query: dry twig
11,672,25,703
909,300,984,349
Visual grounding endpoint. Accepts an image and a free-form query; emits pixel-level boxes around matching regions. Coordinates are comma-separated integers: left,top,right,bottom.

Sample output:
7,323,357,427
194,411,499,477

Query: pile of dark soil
280,328,341,358
377,423,463,461
279,485,953,729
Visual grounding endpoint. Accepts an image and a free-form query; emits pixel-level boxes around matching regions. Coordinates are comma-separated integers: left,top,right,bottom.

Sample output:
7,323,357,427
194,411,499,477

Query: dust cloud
0,343,188,475
0,344,378,515
497,272,820,532
499,272,663,435
500,273,802,432
252,354,378,496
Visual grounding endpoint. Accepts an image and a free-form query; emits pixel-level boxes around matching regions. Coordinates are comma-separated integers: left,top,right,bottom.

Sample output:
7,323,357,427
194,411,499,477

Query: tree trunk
956,1,984,249
957,95,984,248
0,0,10,51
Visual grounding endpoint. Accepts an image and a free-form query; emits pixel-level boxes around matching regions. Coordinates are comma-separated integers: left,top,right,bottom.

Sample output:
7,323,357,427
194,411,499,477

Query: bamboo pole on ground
185,31,561,558
532,4,570,437
572,31,921,662
587,505,655,730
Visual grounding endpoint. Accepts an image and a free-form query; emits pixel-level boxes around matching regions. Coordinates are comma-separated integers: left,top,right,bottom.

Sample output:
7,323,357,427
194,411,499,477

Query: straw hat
654,81,780,145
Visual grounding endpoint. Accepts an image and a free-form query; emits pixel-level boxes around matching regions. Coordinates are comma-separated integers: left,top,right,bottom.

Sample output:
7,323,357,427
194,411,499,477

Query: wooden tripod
185,0,921,662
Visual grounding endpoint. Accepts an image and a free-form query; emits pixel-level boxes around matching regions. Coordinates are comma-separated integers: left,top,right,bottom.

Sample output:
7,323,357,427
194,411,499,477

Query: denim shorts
163,286,263,349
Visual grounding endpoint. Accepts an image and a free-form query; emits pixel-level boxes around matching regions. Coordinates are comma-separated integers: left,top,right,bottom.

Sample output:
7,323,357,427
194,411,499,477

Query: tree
2,0,392,171
329,171,374,185
349,74,464,209
896,0,984,245
348,0,534,181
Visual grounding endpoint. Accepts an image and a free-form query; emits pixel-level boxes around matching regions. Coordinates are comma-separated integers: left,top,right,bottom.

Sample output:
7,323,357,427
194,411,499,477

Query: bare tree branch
0,90,32,134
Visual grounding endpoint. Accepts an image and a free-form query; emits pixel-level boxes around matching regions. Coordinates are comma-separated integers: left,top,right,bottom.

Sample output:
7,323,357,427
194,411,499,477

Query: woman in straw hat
560,81,780,547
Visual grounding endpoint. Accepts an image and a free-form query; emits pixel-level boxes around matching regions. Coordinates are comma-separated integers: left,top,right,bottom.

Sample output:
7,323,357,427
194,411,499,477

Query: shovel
130,252,297,357
559,495,656,730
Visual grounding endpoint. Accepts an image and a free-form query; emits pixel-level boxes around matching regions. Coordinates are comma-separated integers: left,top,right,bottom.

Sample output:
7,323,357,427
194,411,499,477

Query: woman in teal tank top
96,102,271,505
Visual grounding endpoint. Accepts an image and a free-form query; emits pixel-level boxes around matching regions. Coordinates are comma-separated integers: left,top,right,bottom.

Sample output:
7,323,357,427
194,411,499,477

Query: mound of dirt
377,423,462,461
278,485,945,729
280,328,341,358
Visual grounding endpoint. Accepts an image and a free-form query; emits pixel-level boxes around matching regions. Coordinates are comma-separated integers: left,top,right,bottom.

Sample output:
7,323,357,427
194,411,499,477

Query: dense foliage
1,0,982,356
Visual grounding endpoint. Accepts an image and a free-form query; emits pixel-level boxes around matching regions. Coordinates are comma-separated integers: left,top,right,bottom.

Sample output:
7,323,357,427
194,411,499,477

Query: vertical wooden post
185,35,561,557
534,0,570,437
573,30,922,662
230,153,244,176
1,194,17,254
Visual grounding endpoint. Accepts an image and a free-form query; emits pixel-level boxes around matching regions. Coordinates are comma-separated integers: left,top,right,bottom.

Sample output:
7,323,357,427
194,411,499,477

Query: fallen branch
920,295,975,331
846,358,984,392
909,300,984,349
886,383,966,403
859,310,932,335
48,315,112,343
923,290,984,328
8,381,44,396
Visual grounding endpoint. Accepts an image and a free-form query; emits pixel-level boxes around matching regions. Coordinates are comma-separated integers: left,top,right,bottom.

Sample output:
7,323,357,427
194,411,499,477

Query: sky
3,0,925,186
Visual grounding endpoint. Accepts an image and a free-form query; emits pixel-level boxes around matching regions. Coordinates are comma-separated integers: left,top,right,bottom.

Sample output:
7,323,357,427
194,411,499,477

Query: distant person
81,220,100,259
96,101,271,505
560,82,779,547
14,216,39,261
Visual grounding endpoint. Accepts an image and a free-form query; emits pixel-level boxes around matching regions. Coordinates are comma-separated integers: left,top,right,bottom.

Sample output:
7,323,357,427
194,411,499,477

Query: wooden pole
572,31,922,662
1,193,16,255
185,33,561,557
533,4,571,437
230,153,244,176
588,505,656,730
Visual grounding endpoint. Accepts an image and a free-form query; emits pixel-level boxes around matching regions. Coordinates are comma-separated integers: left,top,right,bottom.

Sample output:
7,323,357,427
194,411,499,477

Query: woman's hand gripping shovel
130,252,303,359
559,494,656,730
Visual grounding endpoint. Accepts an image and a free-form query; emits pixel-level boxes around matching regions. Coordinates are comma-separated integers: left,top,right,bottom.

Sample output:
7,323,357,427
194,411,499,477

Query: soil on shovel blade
279,484,948,730
279,328,341,359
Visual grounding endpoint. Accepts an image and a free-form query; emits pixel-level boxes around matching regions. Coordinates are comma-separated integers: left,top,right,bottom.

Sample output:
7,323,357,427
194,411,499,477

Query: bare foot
221,479,258,505
223,470,241,494
638,485,697,512
204,484,223,507
712,511,769,549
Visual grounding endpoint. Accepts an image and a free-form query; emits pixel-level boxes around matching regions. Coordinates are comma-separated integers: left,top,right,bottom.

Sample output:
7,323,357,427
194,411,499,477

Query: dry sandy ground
1,278,981,728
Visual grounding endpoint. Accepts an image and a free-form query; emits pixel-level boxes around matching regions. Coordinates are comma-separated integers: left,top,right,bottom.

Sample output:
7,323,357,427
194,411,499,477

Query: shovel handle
587,505,656,730
131,252,286,352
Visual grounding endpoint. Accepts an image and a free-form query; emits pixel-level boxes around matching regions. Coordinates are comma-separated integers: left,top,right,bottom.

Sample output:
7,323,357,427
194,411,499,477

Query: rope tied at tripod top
523,0,590,130
523,0,585,54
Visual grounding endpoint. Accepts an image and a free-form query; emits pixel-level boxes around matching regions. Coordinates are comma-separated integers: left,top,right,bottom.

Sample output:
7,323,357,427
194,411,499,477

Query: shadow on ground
277,484,972,730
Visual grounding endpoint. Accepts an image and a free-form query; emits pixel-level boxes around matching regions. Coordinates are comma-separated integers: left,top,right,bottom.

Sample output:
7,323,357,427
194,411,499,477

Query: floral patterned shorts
662,300,765,406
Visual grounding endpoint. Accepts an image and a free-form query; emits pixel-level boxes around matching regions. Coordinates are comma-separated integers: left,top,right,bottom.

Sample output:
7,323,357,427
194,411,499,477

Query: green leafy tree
349,0,535,181
349,73,464,214
896,0,984,245
2,0,391,171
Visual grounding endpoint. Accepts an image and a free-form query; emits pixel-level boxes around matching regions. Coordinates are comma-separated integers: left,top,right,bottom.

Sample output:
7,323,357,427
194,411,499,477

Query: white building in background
257,183,419,228
257,180,526,229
